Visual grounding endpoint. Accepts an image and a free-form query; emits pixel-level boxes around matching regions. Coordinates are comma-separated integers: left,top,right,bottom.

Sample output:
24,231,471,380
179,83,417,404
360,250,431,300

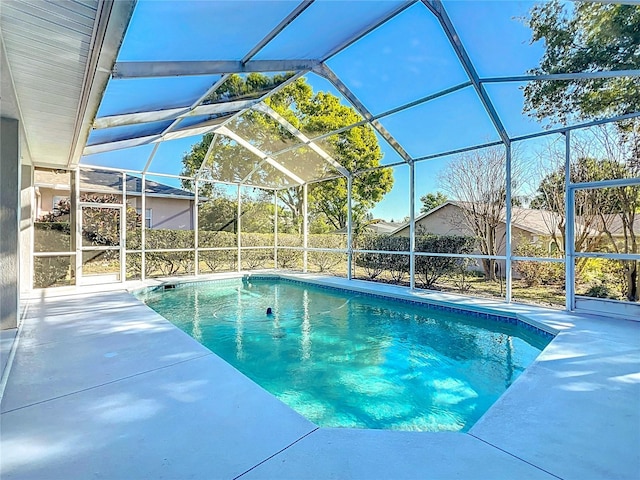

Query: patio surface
1,273,638,479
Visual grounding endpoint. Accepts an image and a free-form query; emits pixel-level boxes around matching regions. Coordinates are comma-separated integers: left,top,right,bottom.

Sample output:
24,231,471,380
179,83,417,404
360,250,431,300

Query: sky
81,0,561,222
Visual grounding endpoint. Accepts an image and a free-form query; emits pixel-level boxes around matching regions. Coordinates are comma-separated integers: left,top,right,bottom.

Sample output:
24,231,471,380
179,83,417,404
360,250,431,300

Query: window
136,208,152,228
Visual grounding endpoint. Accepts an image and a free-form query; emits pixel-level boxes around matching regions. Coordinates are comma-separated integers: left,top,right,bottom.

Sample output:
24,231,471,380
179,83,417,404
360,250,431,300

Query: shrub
241,232,274,248
200,250,237,273
33,256,73,288
354,234,474,287
585,280,618,299
198,230,237,248
307,234,347,272
513,243,564,287
34,222,71,252
240,233,274,269
276,233,303,269
140,229,195,276
414,235,476,288
355,235,409,281
579,258,625,300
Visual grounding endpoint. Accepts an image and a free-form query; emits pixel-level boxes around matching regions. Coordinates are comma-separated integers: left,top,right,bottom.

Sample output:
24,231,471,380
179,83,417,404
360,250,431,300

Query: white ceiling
0,0,134,169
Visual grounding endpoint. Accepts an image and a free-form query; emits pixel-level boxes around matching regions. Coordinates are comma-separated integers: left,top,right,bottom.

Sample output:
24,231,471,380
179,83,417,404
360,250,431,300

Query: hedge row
354,234,476,287
34,228,474,289
34,229,350,286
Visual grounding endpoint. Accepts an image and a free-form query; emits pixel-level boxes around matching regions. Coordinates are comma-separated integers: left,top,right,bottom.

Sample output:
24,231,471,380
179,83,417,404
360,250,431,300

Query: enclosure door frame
76,202,125,286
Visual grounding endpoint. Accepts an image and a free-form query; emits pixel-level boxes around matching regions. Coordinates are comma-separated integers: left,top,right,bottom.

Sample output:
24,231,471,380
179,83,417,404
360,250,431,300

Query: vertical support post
274,190,278,270
303,183,308,273
19,164,34,293
505,143,512,303
194,179,199,276
141,174,146,281
121,171,127,283
564,131,575,311
74,167,82,284
347,175,353,280
237,184,242,272
0,117,20,330
69,168,78,283
409,162,416,289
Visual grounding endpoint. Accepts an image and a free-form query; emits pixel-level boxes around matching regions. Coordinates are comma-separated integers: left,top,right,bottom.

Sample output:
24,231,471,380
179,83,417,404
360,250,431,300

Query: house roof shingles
35,168,195,198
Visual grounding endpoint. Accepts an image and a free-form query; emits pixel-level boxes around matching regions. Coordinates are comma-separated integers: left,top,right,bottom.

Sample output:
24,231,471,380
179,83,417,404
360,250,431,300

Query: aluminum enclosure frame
65,0,640,314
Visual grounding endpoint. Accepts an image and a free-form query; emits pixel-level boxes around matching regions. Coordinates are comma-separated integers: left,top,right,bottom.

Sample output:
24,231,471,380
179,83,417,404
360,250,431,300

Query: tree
420,192,448,213
198,197,238,233
181,75,393,232
530,156,611,271
530,125,639,300
440,147,519,281
525,2,639,300
524,1,640,125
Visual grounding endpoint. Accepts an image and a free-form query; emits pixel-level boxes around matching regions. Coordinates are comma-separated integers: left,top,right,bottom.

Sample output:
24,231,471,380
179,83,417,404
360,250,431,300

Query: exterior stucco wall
394,204,538,255
392,203,545,278
36,188,70,218
144,197,193,230
36,187,194,230
1,117,20,329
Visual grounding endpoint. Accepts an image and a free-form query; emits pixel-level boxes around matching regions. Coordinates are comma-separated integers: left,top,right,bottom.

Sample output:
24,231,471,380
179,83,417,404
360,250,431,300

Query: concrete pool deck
1,272,638,479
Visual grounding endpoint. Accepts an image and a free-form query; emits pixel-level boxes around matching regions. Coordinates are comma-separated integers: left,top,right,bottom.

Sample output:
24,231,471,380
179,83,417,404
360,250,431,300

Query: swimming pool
136,276,552,432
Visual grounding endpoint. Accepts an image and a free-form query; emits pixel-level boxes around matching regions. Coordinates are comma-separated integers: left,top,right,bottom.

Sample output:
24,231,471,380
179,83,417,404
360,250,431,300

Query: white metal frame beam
241,0,315,64
480,70,640,84
157,75,232,140
254,102,350,177
313,63,414,163
218,126,305,185
94,107,189,129
112,60,321,79
195,134,219,179
83,134,161,155
93,100,259,130
564,131,575,311
84,73,309,158
422,0,511,147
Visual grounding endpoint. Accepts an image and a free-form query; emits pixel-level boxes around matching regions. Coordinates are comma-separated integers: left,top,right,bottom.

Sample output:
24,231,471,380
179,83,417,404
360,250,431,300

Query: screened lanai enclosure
15,0,640,317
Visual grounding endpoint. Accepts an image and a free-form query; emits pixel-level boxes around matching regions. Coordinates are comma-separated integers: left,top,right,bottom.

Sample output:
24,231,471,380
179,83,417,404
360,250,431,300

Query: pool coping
2,271,639,479
134,273,557,342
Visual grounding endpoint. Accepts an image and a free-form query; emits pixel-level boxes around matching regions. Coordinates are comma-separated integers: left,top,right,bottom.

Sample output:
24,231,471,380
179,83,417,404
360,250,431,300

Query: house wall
37,187,70,217
393,203,545,278
413,203,475,237
36,187,194,230
1,117,20,329
138,196,193,230
394,204,537,254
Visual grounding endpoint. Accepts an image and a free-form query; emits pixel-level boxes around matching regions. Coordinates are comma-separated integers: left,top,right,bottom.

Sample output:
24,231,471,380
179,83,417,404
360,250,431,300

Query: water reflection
142,279,551,432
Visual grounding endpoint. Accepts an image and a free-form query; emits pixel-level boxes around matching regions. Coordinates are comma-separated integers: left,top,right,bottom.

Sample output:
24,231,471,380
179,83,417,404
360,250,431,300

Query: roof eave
67,0,137,169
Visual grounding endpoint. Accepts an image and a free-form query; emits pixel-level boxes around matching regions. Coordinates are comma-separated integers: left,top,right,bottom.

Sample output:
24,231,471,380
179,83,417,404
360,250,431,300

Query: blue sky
82,0,553,221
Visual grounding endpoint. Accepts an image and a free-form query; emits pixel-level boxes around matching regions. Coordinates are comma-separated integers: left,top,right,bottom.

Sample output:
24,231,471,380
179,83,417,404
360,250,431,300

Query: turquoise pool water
137,277,551,432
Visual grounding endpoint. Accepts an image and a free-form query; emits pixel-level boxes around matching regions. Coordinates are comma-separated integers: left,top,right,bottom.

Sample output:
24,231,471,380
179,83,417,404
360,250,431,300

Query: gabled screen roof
80,0,640,190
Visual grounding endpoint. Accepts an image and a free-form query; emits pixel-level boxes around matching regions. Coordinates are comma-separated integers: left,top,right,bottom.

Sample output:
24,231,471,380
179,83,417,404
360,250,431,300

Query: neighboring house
367,220,406,235
391,201,566,255
334,220,405,235
392,200,640,253
592,214,640,240
34,168,196,230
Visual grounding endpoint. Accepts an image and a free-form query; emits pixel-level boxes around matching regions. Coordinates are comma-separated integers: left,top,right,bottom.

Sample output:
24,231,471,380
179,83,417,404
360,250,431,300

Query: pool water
137,278,550,432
